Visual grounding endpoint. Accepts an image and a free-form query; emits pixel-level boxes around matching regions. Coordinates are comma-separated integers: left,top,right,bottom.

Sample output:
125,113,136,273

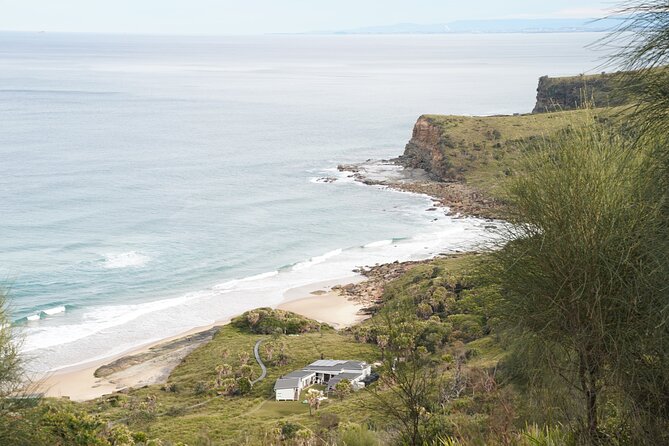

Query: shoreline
37,275,370,401
336,160,503,219
35,163,493,402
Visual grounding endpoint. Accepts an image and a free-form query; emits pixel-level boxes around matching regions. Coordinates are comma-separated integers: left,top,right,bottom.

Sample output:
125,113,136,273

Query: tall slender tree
493,115,669,443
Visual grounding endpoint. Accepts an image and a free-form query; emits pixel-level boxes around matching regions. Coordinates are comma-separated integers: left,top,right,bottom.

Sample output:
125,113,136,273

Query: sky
0,0,617,35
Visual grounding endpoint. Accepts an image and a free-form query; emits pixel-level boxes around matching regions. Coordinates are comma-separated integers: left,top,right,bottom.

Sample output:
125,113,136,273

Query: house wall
299,373,316,387
276,388,297,401
341,366,371,376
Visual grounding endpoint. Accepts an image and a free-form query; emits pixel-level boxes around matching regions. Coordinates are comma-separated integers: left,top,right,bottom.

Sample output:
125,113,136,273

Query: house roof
284,370,316,379
274,378,300,390
309,359,346,367
334,372,361,380
327,372,364,389
274,359,369,393
304,360,368,373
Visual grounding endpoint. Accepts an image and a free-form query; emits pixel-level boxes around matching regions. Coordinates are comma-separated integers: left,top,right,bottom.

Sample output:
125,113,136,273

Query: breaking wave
102,251,151,269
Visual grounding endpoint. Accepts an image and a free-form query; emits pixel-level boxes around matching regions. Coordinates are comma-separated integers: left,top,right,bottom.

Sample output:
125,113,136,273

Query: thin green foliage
0,290,21,399
599,2,669,137
604,1,669,71
492,112,669,444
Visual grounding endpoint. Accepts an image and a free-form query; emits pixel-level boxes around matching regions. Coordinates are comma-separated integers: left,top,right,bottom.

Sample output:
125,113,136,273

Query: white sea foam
310,167,358,185
364,239,393,248
213,270,279,291
213,279,241,291
292,248,343,271
26,314,41,322
21,218,506,372
22,291,206,352
309,177,338,184
102,251,151,269
240,270,279,282
43,306,66,316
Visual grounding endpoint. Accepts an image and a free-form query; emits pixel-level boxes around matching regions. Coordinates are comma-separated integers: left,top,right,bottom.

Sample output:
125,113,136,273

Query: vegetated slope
398,70,639,204
81,312,379,445
399,108,606,198
77,256,511,445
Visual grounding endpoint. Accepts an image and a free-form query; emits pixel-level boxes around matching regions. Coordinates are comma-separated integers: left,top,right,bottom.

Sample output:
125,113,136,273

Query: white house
273,370,317,401
274,359,372,401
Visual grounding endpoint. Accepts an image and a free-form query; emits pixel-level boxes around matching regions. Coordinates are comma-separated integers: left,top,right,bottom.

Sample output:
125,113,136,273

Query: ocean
0,32,605,373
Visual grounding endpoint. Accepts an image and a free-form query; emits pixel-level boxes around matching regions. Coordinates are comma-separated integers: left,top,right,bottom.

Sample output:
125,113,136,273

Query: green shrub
319,412,341,431
280,422,302,440
516,423,573,446
337,423,379,446
193,381,212,396
237,377,252,395
231,308,324,334
446,314,484,342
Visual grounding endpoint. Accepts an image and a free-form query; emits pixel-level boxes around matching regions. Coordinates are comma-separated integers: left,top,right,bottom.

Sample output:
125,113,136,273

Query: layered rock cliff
394,72,632,217
400,115,454,181
397,111,580,193
532,72,629,113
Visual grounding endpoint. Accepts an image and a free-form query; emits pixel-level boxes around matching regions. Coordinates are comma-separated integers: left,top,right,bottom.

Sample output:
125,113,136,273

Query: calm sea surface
0,32,605,372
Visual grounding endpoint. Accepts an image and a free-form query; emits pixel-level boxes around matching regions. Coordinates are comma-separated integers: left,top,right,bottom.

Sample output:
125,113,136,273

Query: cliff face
398,110,580,192
400,115,453,181
396,72,631,216
532,72,629,113
401,73,631,186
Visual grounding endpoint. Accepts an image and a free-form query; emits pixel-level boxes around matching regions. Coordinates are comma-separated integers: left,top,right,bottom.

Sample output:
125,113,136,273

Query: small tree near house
237,377,252,395
238,364,254,380
376,334,389,361
219,377,237,396
334,379,352,401
306,389,322,416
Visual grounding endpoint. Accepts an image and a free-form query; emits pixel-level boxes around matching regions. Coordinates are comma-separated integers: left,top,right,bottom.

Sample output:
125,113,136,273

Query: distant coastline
308,18,621,35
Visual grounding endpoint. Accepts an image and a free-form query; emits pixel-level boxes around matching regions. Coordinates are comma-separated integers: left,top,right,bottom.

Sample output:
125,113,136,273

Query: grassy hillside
410,108,618,198
81,322,380,445
73,254,516,445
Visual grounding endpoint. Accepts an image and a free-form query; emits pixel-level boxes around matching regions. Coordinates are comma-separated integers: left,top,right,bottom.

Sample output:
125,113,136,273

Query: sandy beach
277,291,368,329
38,322,224,401
37,276,370,401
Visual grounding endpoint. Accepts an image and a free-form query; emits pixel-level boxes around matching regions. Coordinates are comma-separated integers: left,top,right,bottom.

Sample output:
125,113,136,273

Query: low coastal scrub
77,321,377,445
232,308,328,335
0,399,168,446
349,254,495,353
346,255,512,445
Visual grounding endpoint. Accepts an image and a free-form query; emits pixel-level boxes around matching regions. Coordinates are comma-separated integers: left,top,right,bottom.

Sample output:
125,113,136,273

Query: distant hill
321,18,622,34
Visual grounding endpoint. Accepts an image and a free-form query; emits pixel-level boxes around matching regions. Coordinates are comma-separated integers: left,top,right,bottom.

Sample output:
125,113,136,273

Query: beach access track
251,339,267,385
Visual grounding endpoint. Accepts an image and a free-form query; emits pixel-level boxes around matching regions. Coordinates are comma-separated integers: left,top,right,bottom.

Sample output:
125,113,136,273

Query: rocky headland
333,255,476,315
532,71,630,113
337,72,631,220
